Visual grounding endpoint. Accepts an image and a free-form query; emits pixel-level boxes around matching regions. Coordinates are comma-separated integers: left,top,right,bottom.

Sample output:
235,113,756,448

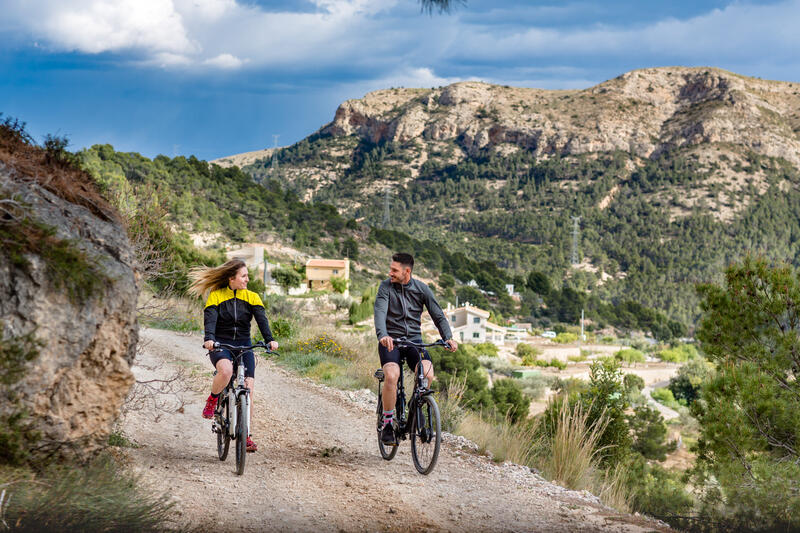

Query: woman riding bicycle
189,259,278,453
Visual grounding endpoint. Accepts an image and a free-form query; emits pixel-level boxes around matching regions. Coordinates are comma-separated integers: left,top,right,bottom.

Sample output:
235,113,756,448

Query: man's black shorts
209,338,256,379
378,343,431,370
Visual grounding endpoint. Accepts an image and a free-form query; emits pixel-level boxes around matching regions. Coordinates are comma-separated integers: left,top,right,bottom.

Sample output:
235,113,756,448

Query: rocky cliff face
322,67,800,167
0,148,138,461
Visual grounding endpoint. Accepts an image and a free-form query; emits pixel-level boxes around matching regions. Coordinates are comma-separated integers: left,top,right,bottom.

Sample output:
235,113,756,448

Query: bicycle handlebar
392,338,448,348
205,341,279,355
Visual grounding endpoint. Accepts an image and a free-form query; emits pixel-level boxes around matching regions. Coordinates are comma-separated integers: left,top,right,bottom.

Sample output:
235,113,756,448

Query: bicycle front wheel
410,395,441,475
235,394,249,475
217,397,230,461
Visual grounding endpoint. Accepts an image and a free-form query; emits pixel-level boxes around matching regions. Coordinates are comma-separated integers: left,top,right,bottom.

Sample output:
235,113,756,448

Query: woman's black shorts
378,343,431,370
209,338,256,379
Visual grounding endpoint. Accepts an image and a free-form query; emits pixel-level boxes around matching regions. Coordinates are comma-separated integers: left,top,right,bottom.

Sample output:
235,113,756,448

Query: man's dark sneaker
380,422,397,445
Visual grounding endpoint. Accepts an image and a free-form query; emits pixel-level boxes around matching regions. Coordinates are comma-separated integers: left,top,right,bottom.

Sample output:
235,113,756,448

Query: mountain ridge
228,66,800,324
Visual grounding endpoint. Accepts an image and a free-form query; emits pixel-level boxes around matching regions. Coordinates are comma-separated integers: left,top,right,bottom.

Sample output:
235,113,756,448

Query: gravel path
121,328,671,533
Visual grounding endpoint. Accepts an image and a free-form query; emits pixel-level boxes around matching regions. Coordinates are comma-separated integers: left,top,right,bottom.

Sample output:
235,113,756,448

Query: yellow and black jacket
204,287,274,343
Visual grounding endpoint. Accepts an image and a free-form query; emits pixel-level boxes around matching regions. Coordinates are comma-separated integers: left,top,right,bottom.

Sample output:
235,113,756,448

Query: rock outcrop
0,151,138,461
322,67,800,165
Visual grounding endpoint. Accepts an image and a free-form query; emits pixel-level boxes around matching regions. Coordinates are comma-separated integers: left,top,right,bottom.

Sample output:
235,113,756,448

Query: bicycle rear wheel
410,395,441,475
376,387,398,460
235,394,249,475
217,397,230,461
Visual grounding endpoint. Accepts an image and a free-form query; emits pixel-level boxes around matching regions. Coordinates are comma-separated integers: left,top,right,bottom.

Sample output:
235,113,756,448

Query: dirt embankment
121,328,671,533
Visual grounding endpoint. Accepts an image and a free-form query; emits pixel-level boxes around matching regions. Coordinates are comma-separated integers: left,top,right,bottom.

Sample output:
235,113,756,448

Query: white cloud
2,0,800,82
5,0,197,55
454,1,800,64
203,53,245,69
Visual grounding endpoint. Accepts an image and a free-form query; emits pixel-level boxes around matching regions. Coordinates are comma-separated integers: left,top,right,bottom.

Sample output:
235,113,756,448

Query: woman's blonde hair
187,259,247,299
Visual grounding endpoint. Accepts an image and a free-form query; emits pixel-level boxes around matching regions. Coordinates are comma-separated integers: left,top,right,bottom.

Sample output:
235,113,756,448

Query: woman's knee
217,360,233,378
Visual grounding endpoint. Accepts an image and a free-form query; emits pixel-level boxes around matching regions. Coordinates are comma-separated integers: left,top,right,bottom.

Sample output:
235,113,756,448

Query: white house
447,302,491,343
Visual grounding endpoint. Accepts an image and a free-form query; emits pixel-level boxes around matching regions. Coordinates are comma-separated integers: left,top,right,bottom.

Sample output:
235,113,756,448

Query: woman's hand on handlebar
444,339,458,352
268,340,279,351
203,340,215,351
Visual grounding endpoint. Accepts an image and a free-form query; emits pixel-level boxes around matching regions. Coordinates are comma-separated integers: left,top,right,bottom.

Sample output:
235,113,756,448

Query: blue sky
1,0,798,161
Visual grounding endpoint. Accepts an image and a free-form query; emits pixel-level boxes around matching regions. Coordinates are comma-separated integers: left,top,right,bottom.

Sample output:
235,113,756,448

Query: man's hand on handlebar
379,336,394,352
267,340,278,351
203,340,215,351
444,339,458,352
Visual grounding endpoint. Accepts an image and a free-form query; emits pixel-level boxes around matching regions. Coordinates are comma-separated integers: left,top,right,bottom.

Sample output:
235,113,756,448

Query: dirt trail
122,328,670,533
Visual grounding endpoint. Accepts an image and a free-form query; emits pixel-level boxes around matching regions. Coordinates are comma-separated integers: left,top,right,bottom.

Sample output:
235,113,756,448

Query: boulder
0,161,137,462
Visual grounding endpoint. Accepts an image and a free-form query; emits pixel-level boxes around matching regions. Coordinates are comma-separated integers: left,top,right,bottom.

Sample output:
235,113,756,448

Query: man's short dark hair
392,252,414,270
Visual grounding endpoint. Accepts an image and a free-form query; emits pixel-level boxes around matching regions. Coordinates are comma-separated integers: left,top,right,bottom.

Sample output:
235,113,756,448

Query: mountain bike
374,338,444,475
208,341,275,475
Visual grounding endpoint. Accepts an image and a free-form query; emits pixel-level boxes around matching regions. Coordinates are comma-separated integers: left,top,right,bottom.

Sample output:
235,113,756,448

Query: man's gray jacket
373,277,453,342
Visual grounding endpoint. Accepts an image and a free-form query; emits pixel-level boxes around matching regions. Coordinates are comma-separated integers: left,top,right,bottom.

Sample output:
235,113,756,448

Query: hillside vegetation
238,67,800,325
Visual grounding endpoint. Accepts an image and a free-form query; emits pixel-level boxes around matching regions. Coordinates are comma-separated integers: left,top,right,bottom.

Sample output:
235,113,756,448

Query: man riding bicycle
374,253,458,445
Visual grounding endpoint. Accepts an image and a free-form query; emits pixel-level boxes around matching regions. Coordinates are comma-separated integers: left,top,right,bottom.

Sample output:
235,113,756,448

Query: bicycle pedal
374,369,384,380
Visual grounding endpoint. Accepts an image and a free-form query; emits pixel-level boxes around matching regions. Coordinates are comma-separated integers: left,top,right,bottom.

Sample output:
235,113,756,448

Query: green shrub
626,457,693,521
491,378,530,423
429,346,493,410
583,358,632,466
474,342,498,357
533,358,567,370
568,352,588,362
657,343,698,363
614,348,645,365
348,286,376,324
623,373,645,393
517,374,552,400
247,267,266,295
554,332,578,344
272,266,303,293
0,328,43,464
551,377,588,397
516,343,541,359
330,275,348,294
667,358,712,405
626,405,676,461
294,333,354,360
1,454,174,532
650,387,680,409
270,317,296,340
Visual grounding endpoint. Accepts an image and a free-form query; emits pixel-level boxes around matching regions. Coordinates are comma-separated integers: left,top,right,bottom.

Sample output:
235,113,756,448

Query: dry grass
438,374,467,432
0,117,117,223
456,412,540,465
545,400,610,490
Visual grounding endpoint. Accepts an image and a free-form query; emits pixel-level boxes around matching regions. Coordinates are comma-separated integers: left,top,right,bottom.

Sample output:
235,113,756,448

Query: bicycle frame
388,338,444,439
209,342,275,439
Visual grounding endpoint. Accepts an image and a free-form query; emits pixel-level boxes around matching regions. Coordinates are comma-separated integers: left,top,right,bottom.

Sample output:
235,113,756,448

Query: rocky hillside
0,124,138,462
327,67,800,166
236,67,800,324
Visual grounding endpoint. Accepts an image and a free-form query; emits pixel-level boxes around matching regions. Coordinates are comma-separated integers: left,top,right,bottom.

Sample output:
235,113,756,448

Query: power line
382,187,391,228
571,216,581,265
271,134,280,176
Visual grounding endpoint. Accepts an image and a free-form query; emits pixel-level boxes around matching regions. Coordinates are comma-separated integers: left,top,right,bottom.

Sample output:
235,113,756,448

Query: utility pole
382,187,391,228
271,134,280,177
571,216,581,265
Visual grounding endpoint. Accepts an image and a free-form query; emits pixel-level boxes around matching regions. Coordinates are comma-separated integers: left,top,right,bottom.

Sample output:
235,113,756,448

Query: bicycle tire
217,396,230,461
235,394,248,475
410,394,441,475
376,387,398,460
